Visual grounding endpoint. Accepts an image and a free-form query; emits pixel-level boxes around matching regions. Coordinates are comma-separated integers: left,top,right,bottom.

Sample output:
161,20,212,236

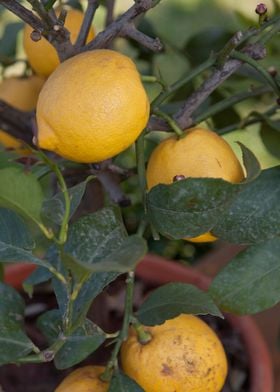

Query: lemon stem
100,271,135,382
153,109,184,137
131,318,152,345
15,337,66,364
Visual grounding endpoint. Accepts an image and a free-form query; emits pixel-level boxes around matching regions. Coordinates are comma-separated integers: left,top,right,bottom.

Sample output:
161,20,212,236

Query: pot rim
136,253,274,392
4,263,36,290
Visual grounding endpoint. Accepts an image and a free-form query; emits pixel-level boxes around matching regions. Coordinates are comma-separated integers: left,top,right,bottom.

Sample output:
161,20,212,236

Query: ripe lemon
121,314,228,392
55,365,108,392
0,75,45,151
146,127,244,242
36,49,150,163
23,9,95,77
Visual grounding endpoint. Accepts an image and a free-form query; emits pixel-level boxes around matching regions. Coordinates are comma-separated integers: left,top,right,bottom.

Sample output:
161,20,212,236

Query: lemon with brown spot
121,314,228,392
36,49,150,163
146,127,244,242
55,365,108,392
0,75,45,152
23,8,95,77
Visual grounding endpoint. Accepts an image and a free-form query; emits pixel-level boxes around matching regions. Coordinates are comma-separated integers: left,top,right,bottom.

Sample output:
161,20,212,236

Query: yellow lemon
36,49,150,163
23,9,95,77
146,127,244,242
0,75,45,152
55,366,108,392
121,314,228,392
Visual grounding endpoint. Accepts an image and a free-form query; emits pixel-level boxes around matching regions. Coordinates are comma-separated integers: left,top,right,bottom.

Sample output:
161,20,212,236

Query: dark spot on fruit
173,335,182,345
216,158,222,168
161,363,173,376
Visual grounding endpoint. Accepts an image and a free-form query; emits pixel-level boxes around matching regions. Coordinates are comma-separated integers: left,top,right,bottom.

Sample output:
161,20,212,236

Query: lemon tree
0,1,280,392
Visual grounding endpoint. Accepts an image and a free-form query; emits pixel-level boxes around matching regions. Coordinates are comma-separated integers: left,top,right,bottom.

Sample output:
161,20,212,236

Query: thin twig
174,43,266,129
1,0,44,31
82,0,162,51
2,0,74,61
75,0,99,48
105,0,115,26
122,23,163,52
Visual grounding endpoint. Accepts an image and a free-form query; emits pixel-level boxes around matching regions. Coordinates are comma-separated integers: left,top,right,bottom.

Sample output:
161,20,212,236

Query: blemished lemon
23,9,95,77
36,49,150,163
55,366,108,392
121,314,228,392
146,127,244,242
0,75,45,151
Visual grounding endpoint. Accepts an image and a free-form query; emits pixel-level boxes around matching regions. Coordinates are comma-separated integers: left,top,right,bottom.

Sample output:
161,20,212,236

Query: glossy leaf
213,166,280,243
109,372,144,392
0,22,23,58
0,241,51,268
238,142,261,182
137,283,222,326
55,208,126,324
147,177,239,239
210,238,280,314
0,283,34,364
65,207,127,264
0,167,44,227
69,235,147,273
260,123,280,160
0,208,34,249
42,179,91,225
37,309,106,369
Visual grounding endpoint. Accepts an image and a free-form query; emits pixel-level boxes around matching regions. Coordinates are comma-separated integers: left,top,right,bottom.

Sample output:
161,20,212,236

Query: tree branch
2,0,74,61
105,0,116,26
74,0,100,48
81,0,162,51
1,0,44,31
122,23,163,51
148,43,267,131
0,101,34,144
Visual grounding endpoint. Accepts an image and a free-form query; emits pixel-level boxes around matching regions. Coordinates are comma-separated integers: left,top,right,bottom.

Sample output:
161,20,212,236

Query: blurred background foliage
1,0,280,261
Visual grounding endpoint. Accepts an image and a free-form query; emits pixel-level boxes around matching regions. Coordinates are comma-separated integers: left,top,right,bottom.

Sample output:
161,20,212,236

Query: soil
0,278,249,392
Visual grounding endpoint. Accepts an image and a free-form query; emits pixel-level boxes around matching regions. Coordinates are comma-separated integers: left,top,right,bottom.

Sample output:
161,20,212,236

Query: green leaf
137,283,222,326
0,208,53,270
238,142,261,182
0,283,34,364
0,167,44,228
0,22,23,58
56,208,127,324
147,177,239,239
0,208,34,249
42,179,90,226
37,309,106,369
44,0,58,11
68,235,147,273
109,372,144,392
65,207,128,264
210,238,280,314
23,266,52,297
260,123,280,160
213,166,280,243
0,241,51,268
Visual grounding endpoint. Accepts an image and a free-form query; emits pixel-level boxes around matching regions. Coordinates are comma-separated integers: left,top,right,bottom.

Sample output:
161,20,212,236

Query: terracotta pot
136,253,274,392
4,263,36,290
